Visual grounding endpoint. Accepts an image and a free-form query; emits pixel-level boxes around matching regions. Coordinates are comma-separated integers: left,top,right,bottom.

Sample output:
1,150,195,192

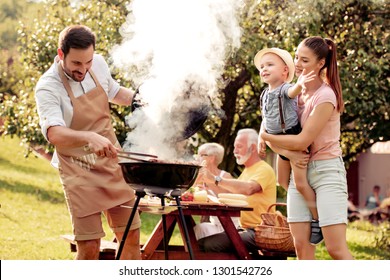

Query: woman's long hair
302,36,344,113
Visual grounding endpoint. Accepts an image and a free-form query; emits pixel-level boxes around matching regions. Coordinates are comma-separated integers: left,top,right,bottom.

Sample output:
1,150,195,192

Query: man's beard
235,147,252,165
62,62,86,82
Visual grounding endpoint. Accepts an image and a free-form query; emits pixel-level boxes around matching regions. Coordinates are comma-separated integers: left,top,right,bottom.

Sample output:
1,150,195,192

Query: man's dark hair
58,25,96,56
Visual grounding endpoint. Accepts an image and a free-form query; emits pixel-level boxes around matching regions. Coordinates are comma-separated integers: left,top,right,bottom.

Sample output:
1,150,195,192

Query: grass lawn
0,136,389,260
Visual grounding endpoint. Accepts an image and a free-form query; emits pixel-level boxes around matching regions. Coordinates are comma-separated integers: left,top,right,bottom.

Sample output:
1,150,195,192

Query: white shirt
34,54,121,167
194,216,241,241
193,170,241,240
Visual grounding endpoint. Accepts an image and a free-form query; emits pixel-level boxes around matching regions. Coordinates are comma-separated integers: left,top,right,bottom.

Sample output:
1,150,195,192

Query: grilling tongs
117,151,158,162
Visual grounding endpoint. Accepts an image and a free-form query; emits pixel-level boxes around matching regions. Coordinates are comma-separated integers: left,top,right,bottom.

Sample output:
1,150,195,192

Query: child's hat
254,47,295,83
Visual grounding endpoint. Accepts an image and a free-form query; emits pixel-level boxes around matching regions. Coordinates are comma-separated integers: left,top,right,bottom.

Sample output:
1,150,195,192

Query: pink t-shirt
298,83,342,161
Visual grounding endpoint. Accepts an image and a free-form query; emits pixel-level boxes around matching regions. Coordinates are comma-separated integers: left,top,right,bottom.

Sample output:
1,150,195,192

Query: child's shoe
310,220,323,245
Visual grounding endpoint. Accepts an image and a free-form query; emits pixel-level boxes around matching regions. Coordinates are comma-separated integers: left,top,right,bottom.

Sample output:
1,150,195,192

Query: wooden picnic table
61,201,296,260
141,202,253,260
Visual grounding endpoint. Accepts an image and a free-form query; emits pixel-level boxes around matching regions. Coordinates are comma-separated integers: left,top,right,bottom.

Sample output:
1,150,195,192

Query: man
197,128,277,253
34,25,141,260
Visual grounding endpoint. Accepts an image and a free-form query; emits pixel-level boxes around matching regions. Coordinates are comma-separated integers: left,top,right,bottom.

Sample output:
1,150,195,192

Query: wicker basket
254,203,295,253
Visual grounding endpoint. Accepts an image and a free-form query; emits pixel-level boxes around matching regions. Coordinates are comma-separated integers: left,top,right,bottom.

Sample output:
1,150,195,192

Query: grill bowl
119,161,201,196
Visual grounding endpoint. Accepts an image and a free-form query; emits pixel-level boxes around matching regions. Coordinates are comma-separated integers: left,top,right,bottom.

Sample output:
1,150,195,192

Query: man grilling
34,25,141,260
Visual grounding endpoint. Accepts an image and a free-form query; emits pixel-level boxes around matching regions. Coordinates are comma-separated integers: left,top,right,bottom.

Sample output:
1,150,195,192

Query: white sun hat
254,47,295,83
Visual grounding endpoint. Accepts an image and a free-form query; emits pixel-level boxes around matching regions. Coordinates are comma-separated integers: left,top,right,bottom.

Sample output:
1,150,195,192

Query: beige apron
56,64,133,218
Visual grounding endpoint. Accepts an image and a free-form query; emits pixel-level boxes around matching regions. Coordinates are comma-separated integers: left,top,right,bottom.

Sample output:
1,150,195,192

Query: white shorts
287,157,348,227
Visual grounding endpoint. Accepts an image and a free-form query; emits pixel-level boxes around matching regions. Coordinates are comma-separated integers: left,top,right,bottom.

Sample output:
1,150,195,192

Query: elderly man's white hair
237,128,258,147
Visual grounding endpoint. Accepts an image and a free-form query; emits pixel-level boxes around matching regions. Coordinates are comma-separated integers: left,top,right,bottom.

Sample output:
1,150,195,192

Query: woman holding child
259,36,353,259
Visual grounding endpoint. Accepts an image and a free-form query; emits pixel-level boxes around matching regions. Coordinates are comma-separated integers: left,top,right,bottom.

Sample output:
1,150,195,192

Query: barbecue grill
116,160,201,260
116,91,209,260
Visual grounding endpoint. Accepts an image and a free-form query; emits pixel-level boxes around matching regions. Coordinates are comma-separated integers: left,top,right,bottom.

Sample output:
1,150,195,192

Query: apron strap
88,69,102,88
57,64,102,101
57,63,76,102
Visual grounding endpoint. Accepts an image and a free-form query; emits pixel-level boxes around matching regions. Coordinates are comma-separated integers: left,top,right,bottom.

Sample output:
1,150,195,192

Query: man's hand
85,132,119,158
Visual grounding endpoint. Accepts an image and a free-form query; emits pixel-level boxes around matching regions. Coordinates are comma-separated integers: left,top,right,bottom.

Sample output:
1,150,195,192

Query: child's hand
297,69,316,89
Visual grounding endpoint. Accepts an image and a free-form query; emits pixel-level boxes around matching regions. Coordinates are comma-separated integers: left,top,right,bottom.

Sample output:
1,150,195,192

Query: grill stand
116,191,144,260
116,190,195,260
159,195,169,260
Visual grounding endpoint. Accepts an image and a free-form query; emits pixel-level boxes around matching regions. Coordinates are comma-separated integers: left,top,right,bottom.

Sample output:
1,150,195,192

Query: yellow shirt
239,160,277,228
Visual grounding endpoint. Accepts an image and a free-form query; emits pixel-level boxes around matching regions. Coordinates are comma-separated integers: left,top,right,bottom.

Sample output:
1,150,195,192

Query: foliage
1,0,130,154
0,0,42,49
0,0,389,172
275,0,390,165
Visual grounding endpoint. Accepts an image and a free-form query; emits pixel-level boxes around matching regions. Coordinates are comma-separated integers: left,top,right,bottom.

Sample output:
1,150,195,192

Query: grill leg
116,192,144,260
160,195,169,260
174,196,195,260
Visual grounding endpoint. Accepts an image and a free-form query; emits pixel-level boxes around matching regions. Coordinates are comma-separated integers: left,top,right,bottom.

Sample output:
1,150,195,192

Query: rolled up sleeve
35,86,67,142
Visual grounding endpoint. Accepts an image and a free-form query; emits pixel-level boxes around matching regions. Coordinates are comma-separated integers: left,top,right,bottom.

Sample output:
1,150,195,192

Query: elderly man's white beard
235,148,252,165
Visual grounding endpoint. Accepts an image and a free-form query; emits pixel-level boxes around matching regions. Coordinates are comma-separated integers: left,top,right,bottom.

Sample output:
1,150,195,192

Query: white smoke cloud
111,0,244,159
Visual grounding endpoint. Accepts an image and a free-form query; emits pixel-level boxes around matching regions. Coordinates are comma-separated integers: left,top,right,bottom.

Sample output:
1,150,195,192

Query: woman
192,142,238,243
194,142,234,195
261,36,353,259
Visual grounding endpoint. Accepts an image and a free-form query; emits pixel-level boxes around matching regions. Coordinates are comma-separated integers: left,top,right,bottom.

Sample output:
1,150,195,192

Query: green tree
1,0,129,151
0,0,25,49
1,0,388,173
0,0,23,21
273,0,390,165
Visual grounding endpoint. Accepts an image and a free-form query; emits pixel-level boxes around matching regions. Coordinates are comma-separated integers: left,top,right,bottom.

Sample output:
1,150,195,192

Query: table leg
218,216,251,260
141,215,177,259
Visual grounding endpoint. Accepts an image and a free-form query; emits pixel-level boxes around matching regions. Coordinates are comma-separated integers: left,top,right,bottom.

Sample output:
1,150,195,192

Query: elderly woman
193,142,238,243
194,142,233,194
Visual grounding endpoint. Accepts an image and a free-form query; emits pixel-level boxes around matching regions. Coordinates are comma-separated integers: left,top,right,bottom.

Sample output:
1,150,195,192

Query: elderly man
197,128,276,253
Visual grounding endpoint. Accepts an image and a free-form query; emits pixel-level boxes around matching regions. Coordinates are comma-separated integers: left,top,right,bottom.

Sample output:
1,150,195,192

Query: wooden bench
255,249,296,260
61,234,117,260
61,234,296,260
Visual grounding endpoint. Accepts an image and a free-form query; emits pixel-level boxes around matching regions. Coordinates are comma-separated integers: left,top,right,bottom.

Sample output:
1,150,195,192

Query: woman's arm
257,121,267,158
261,102,334,151
266,141,310,168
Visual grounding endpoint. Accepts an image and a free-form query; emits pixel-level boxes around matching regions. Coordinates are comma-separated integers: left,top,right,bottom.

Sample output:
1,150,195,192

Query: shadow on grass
0,156,54,178
0,211,19,224
0,178,64,204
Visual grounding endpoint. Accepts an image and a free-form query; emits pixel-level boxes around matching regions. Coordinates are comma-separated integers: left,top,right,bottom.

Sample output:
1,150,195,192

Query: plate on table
218,198,249,207
173,200,221,206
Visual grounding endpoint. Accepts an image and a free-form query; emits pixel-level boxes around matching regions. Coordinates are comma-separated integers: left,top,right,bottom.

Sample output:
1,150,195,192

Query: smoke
111,0,244,159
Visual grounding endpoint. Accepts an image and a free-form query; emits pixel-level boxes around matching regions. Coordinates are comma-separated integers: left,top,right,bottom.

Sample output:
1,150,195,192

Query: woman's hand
257,137,267,159
284,150,310,169
197,167,214,184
